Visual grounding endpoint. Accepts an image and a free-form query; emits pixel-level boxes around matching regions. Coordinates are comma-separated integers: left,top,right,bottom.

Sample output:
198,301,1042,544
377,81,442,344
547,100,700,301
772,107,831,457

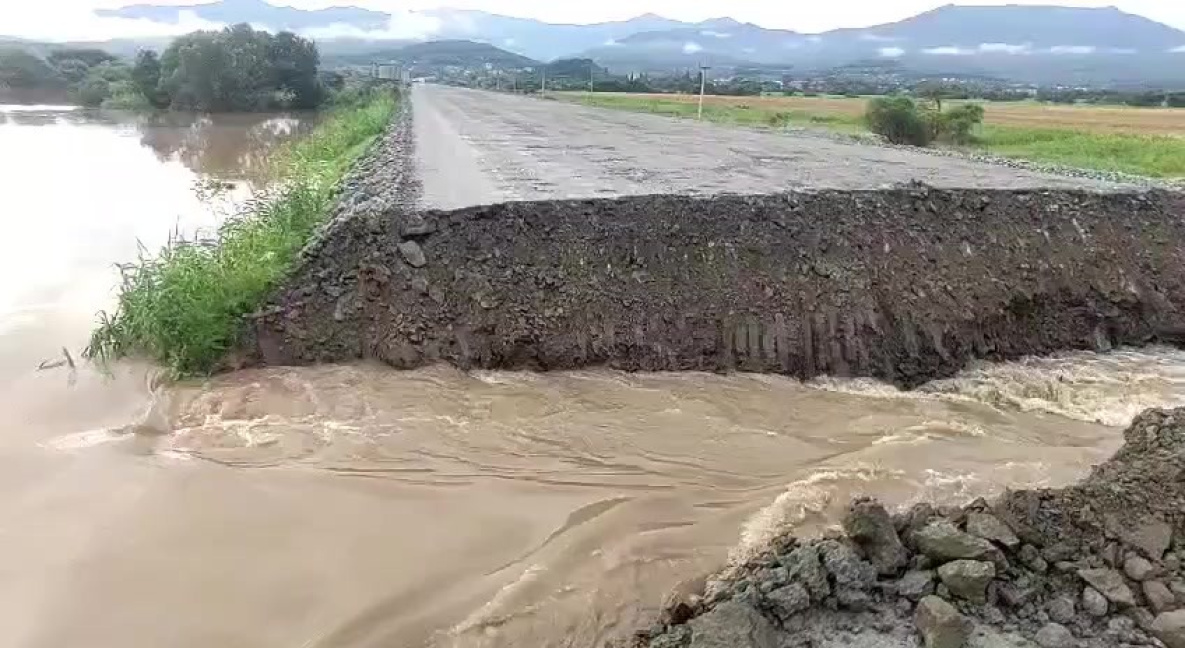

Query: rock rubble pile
638,407,1185,648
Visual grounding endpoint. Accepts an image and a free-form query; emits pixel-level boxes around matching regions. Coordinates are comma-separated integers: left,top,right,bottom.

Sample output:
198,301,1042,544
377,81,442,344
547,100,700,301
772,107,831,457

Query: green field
557,92,1185,179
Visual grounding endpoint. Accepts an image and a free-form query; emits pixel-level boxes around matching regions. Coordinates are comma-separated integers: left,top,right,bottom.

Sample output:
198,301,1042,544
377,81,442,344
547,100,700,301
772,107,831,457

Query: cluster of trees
865,95,986,147
0,24,329,112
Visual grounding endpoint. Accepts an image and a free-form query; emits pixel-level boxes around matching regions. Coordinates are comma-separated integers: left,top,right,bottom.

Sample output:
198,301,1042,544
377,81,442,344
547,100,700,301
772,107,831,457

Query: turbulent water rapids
4,349,1185,648
5,103,1185,648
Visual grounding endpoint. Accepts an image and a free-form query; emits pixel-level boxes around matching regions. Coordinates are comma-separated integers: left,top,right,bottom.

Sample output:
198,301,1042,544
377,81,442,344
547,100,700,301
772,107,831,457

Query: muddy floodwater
3,103,1185,648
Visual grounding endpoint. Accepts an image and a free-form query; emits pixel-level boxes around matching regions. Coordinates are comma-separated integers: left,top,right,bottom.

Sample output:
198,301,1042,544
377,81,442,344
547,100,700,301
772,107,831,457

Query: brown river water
3,104,1185,648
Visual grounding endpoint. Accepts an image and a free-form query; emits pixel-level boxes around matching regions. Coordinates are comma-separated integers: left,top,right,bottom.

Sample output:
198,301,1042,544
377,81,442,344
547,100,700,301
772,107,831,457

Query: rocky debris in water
916,595,971,648
635,407,1185,648
779,545,830,601
844,498,909,575
937,560,995,604
687,601,779,648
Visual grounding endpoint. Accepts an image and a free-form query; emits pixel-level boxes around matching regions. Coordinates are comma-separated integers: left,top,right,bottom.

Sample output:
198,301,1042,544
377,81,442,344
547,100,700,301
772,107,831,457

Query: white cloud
603,38,620,46
1047,45,1097,54
503,37,516,46
299,10,443,39
2,8,224,41
682,41,703,54
1169,45,1185,53
922,46,973,55
977,42,1030,54
700,30,732,38
878,46,905,57
859,33,896,42
1106,47,1137,54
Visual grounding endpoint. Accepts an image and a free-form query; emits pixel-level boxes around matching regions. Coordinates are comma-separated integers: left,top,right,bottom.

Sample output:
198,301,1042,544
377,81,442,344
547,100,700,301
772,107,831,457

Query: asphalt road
412,84,1116,210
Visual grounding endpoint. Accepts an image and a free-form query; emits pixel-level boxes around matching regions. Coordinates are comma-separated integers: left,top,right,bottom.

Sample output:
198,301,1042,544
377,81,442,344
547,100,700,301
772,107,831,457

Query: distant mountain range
24,1,1185,86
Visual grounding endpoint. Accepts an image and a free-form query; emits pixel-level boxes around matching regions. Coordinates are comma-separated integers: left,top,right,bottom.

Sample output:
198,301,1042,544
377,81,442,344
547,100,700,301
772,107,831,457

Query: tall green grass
564,93,1185,179
976,126,1185,178
86,90,398,376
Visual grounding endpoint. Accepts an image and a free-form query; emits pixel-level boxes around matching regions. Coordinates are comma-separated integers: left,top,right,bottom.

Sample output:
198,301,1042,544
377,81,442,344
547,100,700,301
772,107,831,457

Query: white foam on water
811,347,1185,428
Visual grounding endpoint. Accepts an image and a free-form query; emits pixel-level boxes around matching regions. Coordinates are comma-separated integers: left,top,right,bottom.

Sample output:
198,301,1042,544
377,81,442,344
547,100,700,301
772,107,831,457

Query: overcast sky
3,0,1184,41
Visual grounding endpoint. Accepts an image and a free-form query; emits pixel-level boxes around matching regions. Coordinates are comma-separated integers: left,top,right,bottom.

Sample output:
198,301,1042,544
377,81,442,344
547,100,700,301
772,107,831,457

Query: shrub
935,103,985,145
865,95,932,146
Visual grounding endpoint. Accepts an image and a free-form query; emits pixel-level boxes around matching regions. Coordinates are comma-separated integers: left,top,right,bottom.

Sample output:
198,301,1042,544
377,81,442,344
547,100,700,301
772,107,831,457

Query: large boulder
688,601,779,648
965,513,1020,549
766,583,810,622
844,498,909,575
1146,580,1177,614
915,595,972,648
1152,609,1185,648
819,540,877,591
914,520,997,563
779,545,830,601
1034,623,1075,648
1081,587,1109,617
896,570,937,602
1078,568,1136,608
938,560,996,604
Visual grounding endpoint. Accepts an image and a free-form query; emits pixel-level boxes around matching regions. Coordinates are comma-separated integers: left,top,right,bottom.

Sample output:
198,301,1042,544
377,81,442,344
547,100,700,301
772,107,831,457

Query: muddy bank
248,185,1185,386
634,405,1185,648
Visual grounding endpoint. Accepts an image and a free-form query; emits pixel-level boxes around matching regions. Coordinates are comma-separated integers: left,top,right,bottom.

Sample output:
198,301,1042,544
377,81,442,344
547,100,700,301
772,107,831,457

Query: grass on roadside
976,126,1185,178
564,93,866,133
85,90,398,377
559,92,1185,179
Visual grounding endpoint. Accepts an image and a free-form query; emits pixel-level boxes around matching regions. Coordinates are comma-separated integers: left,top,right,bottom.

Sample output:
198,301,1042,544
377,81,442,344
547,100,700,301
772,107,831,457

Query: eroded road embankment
245,85,1183,386
410,84,1121,209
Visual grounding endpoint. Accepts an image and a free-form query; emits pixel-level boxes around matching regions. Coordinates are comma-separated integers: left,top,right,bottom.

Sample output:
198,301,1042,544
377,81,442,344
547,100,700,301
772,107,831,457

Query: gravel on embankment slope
635,406,1185,648
410,85,1127,211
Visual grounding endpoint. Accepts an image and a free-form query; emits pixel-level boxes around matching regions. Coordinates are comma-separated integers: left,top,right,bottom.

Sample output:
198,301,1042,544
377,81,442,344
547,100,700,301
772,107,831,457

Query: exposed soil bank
634,405,1185,648
248,185,1185,387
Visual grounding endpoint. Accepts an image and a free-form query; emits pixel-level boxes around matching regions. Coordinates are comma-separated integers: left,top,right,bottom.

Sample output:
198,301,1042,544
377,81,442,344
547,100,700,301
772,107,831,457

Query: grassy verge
975,126,1185,178
86,90,398,376
557,92,1185,179
560,93,866,134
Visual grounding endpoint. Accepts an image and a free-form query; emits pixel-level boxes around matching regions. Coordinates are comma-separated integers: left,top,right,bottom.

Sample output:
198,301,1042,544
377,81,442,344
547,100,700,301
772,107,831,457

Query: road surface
411,84,1116,210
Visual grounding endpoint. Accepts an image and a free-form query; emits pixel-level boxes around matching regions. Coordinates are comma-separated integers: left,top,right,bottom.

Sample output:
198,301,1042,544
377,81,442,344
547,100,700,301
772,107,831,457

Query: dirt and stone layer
632,406,1185,648
247,185,1185,387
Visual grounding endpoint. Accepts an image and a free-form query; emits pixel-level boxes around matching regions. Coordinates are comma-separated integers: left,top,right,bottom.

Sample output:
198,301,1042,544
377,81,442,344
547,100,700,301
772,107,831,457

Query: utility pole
541,69,546,94
589,64,595,94
698,65,711,120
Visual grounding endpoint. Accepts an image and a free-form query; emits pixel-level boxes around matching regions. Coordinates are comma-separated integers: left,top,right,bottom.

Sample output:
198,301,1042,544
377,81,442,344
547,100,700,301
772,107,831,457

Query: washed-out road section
411,84,1116,209
248,85,1183,389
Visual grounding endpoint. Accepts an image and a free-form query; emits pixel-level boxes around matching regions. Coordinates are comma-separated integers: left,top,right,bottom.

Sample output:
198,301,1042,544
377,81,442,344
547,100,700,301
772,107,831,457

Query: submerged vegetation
85,88,398,376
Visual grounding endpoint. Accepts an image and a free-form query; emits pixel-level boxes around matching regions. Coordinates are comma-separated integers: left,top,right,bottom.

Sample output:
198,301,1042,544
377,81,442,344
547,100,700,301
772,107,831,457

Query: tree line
0,24,331,111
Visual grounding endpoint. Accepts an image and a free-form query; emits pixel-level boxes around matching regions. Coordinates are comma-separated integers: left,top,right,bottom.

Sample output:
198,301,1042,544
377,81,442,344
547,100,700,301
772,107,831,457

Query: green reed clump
86,90,398,376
